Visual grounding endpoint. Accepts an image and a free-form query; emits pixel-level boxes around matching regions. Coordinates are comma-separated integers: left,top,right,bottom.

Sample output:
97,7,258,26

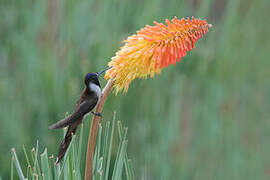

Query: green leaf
94,123,103,178
77,123,84,168
11,148,25,180
101,120,110,180
11,156,14,180
117,121,134,180
22,145,31,169
105,112,117,180
31,141,42,178
112,123,128,180
40,148,51,180
112,140,128,180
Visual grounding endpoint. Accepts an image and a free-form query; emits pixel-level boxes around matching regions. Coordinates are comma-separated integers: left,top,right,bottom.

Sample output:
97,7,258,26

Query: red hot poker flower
105,17,212,93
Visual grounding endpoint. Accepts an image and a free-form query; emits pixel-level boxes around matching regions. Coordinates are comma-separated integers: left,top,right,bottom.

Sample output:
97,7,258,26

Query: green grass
11,115,134,180
1,0,270,179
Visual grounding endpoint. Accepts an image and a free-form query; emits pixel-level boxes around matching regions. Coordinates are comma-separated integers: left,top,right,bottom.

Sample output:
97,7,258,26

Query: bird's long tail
55,119,82,164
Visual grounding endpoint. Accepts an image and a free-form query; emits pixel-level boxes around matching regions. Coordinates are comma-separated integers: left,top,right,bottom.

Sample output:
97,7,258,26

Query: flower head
105,17,211,93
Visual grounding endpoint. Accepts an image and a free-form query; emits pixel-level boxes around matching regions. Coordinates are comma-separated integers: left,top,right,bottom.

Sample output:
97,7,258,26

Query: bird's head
84,67,112,87
84,73,100,87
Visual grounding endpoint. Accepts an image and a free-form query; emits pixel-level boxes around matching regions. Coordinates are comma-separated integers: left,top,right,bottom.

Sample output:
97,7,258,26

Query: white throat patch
89,83,101,99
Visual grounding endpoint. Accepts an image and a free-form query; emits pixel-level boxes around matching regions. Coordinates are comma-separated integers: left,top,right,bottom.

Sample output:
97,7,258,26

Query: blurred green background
1,0,270,179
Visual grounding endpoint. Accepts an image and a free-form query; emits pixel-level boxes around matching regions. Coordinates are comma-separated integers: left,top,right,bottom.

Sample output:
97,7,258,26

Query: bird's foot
91,111,102,117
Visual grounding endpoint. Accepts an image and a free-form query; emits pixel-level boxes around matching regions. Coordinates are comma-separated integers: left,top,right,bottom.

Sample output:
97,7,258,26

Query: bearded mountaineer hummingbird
49,67,111,164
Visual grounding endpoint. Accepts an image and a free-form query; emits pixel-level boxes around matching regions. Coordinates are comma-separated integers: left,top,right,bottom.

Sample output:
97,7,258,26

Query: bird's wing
48,97,98,129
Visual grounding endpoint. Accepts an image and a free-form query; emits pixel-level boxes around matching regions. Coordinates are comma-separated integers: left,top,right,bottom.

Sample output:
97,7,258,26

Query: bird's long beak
97,66,113,76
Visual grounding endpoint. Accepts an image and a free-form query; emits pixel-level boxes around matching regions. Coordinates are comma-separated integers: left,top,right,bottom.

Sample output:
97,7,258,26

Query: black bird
49,67,111,164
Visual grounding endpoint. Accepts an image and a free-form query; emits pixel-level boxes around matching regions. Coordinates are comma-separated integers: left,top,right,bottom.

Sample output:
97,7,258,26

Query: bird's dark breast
77,89,99,115
76,88,99,109
85,92,99,111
